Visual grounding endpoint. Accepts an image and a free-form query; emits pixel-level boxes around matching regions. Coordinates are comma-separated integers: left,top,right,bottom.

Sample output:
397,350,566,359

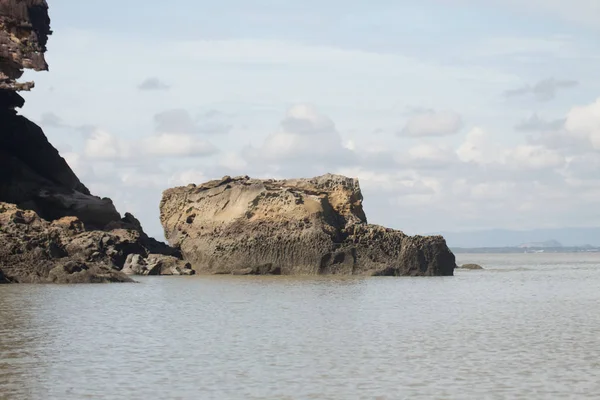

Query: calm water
1,253,600,400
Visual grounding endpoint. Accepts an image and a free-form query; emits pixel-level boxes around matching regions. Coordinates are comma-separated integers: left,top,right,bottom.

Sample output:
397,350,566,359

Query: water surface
1,253,600,399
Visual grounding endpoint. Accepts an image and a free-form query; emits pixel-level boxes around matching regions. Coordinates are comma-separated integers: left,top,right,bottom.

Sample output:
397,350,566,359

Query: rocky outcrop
122,253,195,276
0,1,122,228
160,174,456,276
0,202,184,283
0,0,51,93
0,1,182,283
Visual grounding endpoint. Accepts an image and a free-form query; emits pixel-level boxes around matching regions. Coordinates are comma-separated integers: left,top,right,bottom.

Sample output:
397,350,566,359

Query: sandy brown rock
160,174,456,276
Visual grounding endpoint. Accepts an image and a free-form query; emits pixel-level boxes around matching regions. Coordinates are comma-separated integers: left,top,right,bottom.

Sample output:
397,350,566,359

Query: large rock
0,1,120,228
160,174,456,276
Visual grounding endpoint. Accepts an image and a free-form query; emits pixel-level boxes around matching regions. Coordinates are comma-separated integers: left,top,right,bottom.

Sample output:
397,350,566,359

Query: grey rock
460,263,484,270
146,254,195,276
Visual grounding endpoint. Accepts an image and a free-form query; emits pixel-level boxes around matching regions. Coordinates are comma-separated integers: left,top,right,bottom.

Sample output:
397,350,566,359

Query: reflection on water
1,253,600,399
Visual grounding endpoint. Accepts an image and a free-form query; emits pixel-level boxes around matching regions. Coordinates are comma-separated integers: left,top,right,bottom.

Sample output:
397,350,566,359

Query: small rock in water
460,263,484,270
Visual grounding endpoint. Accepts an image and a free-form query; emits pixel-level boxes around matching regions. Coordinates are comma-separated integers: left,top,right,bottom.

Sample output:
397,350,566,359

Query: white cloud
168,170,209,187
218,152,248,171
565,98,600,150
84,129,126,160
141,133,218,158
400,110,463,137
83,130,218,160
505,145,565,170
456,127,499,164
245,104,356,166
154,109,233,136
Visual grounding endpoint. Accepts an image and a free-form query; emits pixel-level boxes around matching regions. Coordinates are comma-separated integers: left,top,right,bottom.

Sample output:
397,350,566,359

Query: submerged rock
160,174,456,276
460,264,484,270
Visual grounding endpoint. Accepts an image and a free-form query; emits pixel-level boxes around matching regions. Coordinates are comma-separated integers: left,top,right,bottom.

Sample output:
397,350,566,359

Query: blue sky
19,0,600,239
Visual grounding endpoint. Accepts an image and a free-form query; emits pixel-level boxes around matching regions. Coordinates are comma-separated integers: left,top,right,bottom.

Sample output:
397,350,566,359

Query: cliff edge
0,1,181,283
160,174,456,276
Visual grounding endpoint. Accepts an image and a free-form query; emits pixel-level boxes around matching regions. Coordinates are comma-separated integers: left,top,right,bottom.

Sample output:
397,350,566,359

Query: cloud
244,104,356,167
515,114,565,132
168,170,209,187
83,129,218,160
138,77,170,91
141,133,218,157
565,98,600,150
84,129,126,160
154,109,233,135
456,127,499,164
400,110,463,137
505,145,565,170
505,78,578,102
39,112,66,128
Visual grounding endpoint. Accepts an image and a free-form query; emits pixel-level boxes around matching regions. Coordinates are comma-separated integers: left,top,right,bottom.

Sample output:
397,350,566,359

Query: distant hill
435,228,600,248
518,240,562,249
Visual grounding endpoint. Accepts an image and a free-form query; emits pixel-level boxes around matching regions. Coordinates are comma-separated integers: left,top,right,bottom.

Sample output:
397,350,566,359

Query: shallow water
1,253,600,399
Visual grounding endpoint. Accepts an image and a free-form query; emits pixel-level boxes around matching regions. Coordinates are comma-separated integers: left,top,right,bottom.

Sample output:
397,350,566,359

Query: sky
19,0,600,241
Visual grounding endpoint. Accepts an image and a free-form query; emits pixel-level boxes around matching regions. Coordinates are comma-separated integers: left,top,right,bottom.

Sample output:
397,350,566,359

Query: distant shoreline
452,247,600,254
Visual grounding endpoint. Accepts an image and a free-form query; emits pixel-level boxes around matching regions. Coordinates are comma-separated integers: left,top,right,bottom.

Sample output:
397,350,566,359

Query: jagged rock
0,0,51,92
48,261,132,284
0,202,171,283
460,264,484,270
0,2,183,284
122,254,150,276
0,1,121,228
160,174,456,276
146,254,195,276
0,266,10,283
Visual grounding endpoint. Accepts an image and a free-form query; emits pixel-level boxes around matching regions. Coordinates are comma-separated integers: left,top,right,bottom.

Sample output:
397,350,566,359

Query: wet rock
48,261,132,284
146,254,195,276
0,267,11,284
0,203,177,283
460,264,484,270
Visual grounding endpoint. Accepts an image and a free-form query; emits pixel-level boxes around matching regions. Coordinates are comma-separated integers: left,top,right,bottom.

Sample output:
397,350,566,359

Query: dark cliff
0,1,179,283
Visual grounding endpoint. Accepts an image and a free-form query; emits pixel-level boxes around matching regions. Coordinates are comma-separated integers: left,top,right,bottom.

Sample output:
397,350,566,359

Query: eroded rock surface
0,202,184,283
161,174,456,276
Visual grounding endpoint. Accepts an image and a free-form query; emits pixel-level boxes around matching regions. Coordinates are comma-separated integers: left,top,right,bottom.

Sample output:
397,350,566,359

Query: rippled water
1,253,600,399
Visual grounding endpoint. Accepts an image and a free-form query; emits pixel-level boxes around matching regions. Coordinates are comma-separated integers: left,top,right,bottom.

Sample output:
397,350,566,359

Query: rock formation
459,263,484,270
0,1,180,283
0,0,121,228
160,175,456,276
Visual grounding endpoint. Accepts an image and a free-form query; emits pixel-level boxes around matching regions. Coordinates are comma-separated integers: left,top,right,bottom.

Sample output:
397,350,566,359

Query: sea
1,253,599,399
